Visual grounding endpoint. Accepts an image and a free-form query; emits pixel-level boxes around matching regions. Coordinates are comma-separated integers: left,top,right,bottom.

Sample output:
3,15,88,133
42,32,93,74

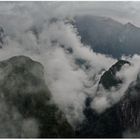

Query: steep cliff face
76,60,129,138
0,55,74,138
77,59,140,138
99,61,140,134
99,60,130,89
118,73,140,133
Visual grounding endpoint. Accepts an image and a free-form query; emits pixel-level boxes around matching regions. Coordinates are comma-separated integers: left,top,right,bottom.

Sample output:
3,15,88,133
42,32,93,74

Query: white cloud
0,2,140,130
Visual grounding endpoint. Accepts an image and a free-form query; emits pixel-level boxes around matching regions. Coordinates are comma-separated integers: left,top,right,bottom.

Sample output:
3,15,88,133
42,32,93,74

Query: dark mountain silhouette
77,59,140,138
75,16,140,58
0,55,74,138
99,60,130,89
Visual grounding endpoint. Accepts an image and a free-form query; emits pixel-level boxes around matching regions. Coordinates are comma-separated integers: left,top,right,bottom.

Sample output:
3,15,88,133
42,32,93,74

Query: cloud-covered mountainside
0,2,140,138
0,55,74,138
75,16,140,58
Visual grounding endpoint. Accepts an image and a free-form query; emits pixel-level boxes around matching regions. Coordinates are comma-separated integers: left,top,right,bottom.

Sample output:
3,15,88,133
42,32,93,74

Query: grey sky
0,2,140,27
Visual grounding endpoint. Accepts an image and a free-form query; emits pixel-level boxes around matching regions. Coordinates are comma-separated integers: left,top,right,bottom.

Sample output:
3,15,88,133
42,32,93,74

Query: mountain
0,56,74,138
99,60,130,89
75,16,140,58
1,16,140,137
118,72,140,133
76,59,140,138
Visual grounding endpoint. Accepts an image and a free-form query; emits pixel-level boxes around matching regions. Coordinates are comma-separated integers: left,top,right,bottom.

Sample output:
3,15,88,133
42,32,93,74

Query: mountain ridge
74,15,140,58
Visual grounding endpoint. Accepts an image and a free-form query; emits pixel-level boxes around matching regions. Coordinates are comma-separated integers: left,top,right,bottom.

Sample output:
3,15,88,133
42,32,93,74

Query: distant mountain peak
124,22,137,29
75,15,140,58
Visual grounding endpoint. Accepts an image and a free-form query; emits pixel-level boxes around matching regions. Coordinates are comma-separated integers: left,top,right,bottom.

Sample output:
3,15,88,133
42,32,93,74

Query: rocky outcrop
99,60,130,89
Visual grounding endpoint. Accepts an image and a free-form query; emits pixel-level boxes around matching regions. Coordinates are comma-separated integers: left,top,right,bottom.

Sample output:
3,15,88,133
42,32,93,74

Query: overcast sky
56,1,140,27
0,2,140,27
69,1,140,25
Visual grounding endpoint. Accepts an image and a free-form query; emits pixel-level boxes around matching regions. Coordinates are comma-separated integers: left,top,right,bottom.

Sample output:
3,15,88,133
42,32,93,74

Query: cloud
0,98,39,137
91,54,140,114
0,2,117,128
38,20,116,126
0,2,140,131
91,95,111,113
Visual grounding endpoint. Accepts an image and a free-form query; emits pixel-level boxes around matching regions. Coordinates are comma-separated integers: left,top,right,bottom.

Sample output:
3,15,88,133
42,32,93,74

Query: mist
0,2,140,137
